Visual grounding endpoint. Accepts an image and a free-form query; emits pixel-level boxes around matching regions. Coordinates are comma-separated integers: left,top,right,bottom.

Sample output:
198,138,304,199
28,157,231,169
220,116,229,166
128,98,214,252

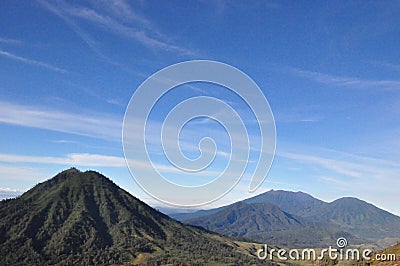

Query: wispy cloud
318,176,349,187
106,98,125,106
279,147,400,181
279,151,363,178
0,187,20,193
0,165,45,181
0,49,67,73
274,110,322,123
276,144,400,215
0,101,121,140
0,153,125,167
50,139,79,144
37,0,121,66
0,185,23,199
288,67,400,91
381,63,400,72
369,61,400,73
0,37,24,45
92,0,154,30
0,152,223,178
39,0,196,56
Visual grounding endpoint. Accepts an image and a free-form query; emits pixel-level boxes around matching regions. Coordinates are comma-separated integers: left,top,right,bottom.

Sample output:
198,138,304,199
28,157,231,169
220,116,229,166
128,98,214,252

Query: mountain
170,205,225,221
186,201,304,235
243,190,326,217
169,189,325,221
184,201,357,248
173,190,400,248
313,197,400,240
0,168,271,265
245,191,400,240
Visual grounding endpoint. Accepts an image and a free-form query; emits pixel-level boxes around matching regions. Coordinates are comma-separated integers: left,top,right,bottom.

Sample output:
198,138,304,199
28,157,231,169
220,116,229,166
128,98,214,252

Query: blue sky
1,1,399,214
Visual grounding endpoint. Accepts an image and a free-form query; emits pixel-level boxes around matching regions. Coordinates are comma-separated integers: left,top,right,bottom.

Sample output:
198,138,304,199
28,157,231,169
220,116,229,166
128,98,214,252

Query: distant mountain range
171,190,400,248
0,169,270,265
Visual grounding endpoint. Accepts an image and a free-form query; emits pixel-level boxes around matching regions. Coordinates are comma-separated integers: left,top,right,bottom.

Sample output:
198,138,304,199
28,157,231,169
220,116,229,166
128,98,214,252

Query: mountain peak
0,169,261,265
267,189,316,197
21,168,118,202
243,189,325,217
331,196,364,203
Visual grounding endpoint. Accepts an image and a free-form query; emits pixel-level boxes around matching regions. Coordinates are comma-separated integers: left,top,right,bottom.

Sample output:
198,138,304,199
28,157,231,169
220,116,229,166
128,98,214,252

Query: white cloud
0,187,20,192
37,0,122,66
288,67,400,91
0,187,22,200
39,0,196,56
274,110,322,123
126,158,224,178
0,37,23,45
0,153,125,167
0,152,225,179
0,101,121,140
276,144,400,213
279,151,363,178
0,49,67,73
318,176,349,187
0,165,45,181
368,60,400,73
0,152,219,174
90,0,154,31
279,149,400,181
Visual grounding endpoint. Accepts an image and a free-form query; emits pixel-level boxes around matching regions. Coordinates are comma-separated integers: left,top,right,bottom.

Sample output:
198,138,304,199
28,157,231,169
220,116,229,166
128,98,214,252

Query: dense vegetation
183,201,357,248
0,168,278,265
173,190,400,248
245,190,400,240
1,169,397,265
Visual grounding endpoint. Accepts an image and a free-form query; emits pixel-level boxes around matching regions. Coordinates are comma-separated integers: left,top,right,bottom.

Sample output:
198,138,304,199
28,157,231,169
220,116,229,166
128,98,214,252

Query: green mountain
170,189,325,221
243,191,400,241
186,201,304,235
243,190,326,217
313,197,400,240
0,168,271,265
184,201,357,248
172,190,400,248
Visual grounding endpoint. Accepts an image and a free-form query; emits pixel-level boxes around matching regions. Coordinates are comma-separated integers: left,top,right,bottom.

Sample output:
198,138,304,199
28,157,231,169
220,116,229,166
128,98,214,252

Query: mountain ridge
184,200,360,248
0,168,269,265
171,189,400,248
